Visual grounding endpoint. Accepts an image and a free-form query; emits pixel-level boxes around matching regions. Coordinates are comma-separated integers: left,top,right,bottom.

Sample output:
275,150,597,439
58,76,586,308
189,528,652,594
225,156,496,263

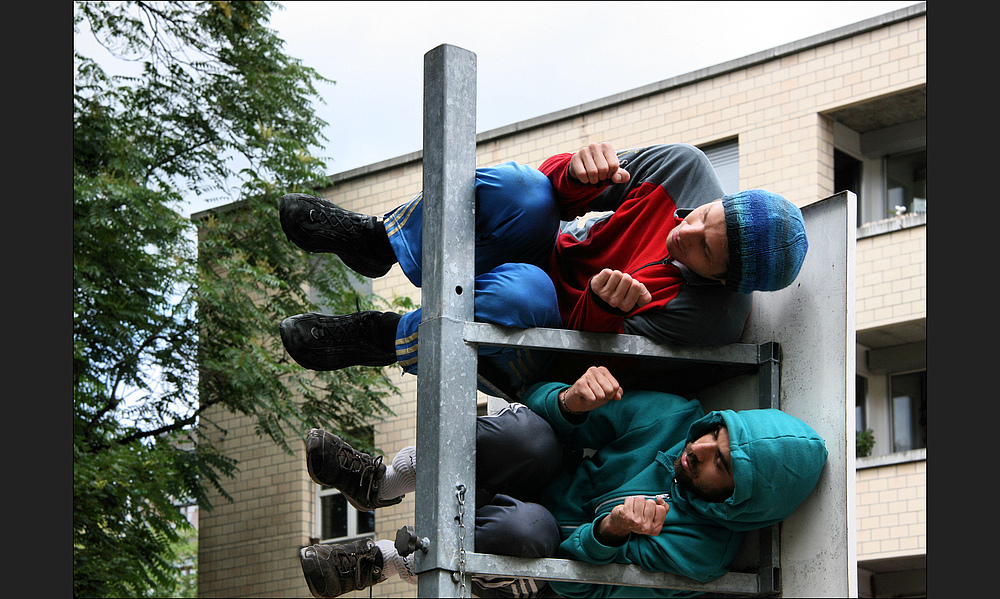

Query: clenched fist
590,268,652,313
568,142,631,185
595,496,669,546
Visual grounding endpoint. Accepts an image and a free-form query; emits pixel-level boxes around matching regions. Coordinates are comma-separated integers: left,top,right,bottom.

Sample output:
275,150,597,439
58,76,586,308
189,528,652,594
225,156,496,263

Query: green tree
74,2,403,596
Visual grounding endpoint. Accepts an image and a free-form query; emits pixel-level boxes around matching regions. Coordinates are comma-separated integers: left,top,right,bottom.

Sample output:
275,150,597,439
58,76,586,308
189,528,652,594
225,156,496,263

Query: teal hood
676,409,828,532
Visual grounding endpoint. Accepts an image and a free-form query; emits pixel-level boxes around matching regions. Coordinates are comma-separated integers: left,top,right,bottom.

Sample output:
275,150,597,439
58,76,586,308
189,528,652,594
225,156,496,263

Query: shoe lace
309,300,371,342
331,543,381,590
338,447,384,501
309,205,372,234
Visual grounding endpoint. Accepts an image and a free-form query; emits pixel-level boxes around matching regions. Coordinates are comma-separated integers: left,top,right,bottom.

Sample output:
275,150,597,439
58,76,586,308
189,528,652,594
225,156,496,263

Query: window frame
888,368,927,454
315,484,377,544
882,147,926,219
830,115,925,229
701,138,740,196
856,374,868,433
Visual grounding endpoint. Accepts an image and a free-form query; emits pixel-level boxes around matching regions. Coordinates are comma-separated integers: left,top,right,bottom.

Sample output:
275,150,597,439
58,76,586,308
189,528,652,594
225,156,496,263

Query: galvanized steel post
414,43,478,598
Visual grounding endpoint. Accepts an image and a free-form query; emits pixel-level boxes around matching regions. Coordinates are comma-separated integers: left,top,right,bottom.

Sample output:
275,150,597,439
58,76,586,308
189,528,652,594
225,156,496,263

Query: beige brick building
197,4,926,597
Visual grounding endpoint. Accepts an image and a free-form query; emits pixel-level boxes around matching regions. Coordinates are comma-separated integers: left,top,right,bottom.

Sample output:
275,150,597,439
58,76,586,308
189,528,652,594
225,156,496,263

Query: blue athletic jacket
521,381,828,598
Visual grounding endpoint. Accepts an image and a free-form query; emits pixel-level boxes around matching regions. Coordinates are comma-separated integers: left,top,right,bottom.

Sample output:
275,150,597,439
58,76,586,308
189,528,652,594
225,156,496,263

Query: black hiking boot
305,428,402,511
279,311,400,371
299,538,385,598
279,193,396,278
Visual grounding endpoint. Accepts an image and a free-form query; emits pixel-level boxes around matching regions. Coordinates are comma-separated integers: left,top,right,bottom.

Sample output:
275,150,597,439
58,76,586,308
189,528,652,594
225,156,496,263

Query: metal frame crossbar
414,43,783,597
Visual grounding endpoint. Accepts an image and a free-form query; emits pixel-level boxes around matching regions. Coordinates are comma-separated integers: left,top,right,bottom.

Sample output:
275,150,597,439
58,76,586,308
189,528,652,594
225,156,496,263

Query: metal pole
414,43,478,598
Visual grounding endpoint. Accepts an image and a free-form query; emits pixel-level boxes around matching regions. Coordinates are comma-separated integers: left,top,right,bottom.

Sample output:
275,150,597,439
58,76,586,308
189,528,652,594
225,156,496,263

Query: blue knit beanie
723,190,808,294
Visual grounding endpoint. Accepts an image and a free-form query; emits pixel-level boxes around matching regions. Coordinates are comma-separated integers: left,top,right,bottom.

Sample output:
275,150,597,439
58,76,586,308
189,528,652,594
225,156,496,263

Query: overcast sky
76,1,923,216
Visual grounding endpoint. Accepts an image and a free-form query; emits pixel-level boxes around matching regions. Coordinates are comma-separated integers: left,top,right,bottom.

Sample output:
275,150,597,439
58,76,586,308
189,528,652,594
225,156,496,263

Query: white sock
376,539,416,585
379,445,416,500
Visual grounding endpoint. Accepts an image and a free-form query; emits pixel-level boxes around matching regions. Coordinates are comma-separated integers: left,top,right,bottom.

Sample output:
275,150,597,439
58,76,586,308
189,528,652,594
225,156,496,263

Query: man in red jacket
277,142,808,394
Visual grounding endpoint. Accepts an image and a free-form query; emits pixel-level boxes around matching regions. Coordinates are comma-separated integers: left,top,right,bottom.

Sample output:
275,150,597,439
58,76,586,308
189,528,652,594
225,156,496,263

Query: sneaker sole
305,429,342,488
299,546,329,598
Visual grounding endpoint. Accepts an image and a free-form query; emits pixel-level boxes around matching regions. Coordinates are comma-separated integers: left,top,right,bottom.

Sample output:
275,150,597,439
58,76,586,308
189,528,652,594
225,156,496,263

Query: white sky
76,1,923,216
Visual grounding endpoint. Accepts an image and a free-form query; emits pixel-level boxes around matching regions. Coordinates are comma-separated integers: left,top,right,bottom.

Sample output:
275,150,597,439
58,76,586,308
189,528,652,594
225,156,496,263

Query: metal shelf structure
413,43,788,598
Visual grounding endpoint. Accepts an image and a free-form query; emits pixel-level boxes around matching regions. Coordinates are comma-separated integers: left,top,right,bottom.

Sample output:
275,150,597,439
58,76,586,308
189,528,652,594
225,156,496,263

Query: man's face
673,423,735,503
666,199,728,281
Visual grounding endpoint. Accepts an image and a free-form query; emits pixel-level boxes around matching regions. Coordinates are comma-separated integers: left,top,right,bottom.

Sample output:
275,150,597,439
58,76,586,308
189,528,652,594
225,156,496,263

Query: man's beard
673,452,731,504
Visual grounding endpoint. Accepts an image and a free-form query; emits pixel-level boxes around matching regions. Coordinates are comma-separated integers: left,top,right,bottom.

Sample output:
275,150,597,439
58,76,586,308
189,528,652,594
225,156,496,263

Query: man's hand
590,268,652,313
595,496,669,546
568,142,631,185
560,366,623,414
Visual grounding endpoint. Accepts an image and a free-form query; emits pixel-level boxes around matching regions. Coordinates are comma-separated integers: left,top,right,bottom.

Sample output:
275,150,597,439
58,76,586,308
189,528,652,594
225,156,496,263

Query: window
315,427,378,543
317,486,376,542
855,374,868,432
702,139,739,196
890,370,926,453
825,86,926,227
884,148,926,218
835,150,863,226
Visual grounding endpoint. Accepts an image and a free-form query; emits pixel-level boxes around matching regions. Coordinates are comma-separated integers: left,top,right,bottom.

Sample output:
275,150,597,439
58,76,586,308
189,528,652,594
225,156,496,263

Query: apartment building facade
196,4,926,597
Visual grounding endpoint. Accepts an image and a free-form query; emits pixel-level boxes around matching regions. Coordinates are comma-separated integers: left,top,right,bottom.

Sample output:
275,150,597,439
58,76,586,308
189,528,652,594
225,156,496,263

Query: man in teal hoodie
298,366,828,598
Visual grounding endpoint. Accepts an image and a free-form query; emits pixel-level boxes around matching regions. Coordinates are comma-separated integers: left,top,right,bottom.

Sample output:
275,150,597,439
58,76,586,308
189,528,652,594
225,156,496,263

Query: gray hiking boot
299,538,385,598
306,429,403,511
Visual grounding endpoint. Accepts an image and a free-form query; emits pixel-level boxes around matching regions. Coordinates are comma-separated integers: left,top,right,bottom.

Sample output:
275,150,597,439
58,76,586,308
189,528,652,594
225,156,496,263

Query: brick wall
855,456,926,558
857,223,927,330
197,409,314,598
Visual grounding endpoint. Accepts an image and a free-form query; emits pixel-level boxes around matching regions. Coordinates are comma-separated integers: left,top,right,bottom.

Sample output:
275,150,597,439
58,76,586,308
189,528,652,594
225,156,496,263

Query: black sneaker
280,193,396,278
300,539,385,598
306,429,403,511
279,311,400,371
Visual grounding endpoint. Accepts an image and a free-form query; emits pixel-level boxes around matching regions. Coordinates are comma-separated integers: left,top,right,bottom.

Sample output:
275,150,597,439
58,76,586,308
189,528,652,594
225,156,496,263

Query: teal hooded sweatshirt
520,381,828,598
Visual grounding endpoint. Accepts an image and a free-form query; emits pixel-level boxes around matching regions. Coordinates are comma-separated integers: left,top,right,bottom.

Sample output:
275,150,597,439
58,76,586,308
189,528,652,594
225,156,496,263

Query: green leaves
856,428,876,458
74,2,399,596
74,435,196,597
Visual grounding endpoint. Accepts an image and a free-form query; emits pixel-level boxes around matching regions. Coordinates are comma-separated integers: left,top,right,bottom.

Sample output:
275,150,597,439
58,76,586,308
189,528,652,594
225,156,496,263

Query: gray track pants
474,402,563,559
